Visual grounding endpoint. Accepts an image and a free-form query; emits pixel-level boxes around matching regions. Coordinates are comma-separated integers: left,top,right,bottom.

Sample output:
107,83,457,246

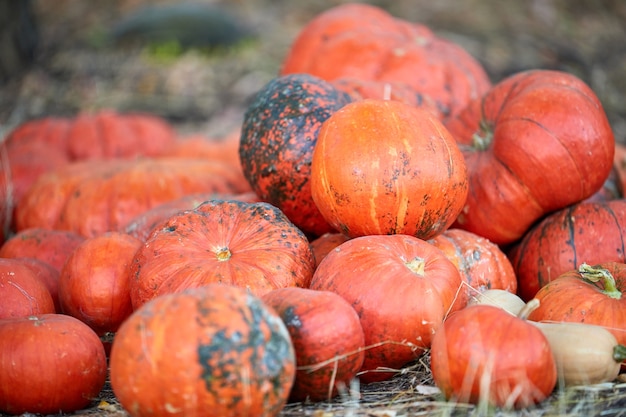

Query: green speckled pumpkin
110,284,296,417
239,73,352,237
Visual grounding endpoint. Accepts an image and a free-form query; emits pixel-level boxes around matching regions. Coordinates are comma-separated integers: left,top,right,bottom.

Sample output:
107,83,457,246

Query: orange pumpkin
309,232,350,268
445,69,615,245
310,99,468,240
510,199,626,301
110,284,295,417
0,258,56,318
129,199,316,309
261,287,365,402
0,111,177,238
0,314,108,415
15,158,248,238
280,3,491,120
122,191,260,242
429,228,517,299
309,234,467,383
527,262,626,346
430,305,557,409
58,231,142,335
0,228,86,273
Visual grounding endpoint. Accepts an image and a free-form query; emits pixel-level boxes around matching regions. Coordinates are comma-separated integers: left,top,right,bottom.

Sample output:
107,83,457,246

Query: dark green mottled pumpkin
110,284,296,417
239,73,352,237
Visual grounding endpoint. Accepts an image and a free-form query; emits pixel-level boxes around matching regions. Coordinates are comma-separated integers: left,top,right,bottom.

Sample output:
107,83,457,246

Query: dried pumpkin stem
215,248,232,261
578,263,622,300
405,257,425,276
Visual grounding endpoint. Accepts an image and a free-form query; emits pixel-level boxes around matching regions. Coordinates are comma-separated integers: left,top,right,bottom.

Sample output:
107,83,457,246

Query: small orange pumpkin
261,287,365,402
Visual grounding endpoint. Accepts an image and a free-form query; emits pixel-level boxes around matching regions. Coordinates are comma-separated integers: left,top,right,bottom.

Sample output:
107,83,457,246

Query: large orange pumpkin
110,284,296,417
129,199,316,309
445,69,615,245
309,234,467,383
239,73,352,237
0,258,56,318
280,3,491,120
310,99,468,240
15,158,248,238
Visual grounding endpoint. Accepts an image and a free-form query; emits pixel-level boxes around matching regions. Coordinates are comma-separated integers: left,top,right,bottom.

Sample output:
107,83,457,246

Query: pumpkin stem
471,119,494,151
405,257,425,276
215,248,232,261
578,263,622,300
614,344,626,363
517,298,540,320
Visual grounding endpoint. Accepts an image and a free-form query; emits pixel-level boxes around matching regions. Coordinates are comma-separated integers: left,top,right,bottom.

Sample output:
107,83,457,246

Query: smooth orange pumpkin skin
429,228,517,300
110,284,295,417
18,257,61,312
58,232,142,335
0,258,56,318
261,287,365,402
309,234,467,383
280,3,491,120
430,305,557,409
446,69,615,245
129,200,316,309
527,262,626,346
0,314,107,415
15,158,248,238
311,99,468,240
510,200,626,301
0,228,86,273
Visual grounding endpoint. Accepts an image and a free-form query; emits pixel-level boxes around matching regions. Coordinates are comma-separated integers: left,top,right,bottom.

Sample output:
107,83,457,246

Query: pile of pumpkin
1,3,625,416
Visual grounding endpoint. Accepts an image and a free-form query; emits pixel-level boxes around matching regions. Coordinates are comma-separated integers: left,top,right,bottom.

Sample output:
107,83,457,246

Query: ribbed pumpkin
309,234,467,383
445,69,615,245
510,199,626,301
0,110,177,238
527,262,626,346
261,287,365,402
110,284,295,417
15,158,248,238
310,99,468,240
239,73,352,237
280,3,491,120
129,199,316,309
429,228,517,299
